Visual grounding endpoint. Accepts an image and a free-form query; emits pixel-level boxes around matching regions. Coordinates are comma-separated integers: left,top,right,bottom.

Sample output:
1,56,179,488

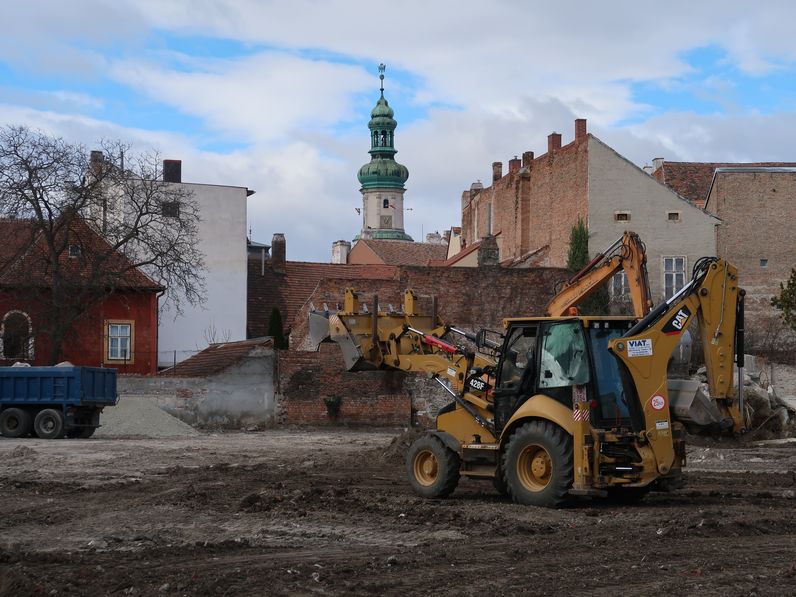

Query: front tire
33,409,65,440
503,421,573,507
0,408,32,438
406,435,460,499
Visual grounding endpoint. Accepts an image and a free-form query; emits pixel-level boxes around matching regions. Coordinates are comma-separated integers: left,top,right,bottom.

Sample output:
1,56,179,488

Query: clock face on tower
380,215,393,229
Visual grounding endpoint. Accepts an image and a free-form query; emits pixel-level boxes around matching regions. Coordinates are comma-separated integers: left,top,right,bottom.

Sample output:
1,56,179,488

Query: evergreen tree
566,217,609,315
267,306,288,349
772,269,796,332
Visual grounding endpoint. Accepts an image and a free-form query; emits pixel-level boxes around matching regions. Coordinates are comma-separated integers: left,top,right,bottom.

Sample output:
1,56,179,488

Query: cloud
109,52,372,142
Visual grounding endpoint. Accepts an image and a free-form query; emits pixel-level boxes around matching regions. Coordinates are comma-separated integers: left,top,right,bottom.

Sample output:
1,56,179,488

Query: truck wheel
0,408,32,438
406,435,460,499
502,421,573,507
33,409,65,440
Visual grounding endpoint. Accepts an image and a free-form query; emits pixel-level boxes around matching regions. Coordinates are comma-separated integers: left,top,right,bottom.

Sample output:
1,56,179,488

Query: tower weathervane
378,63,385,94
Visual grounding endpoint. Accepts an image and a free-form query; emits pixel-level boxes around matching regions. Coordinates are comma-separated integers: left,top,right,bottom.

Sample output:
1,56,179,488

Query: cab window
497,325,537,390
539,321,590,388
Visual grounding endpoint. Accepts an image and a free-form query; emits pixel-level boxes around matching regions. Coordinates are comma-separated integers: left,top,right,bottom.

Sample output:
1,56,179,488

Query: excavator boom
545,231,652,317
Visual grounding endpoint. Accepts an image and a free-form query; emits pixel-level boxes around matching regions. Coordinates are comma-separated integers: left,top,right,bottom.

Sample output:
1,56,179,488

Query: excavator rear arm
545,230,652,317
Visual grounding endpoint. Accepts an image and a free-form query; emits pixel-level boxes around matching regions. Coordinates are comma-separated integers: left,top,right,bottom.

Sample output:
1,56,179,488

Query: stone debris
693,356,796,438
96,396,199,438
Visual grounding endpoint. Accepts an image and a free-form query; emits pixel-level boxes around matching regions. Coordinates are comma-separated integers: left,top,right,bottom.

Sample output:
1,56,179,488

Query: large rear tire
0,408,32,438
33,409,65,440
503,421,573,507
406,435,460,499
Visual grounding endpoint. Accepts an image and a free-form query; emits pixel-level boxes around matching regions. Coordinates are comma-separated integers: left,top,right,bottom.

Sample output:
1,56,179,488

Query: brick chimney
652,157,665,171
477,235,500,267
508,156,521,174
163,159,182,183
548,133,562,154
89,150,104,177
271,233,286,273
575,118,587,142
492,161,503,182
522,151,534,168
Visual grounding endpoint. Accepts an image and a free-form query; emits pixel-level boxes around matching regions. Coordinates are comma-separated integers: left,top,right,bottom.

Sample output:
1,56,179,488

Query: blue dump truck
0,366,118,439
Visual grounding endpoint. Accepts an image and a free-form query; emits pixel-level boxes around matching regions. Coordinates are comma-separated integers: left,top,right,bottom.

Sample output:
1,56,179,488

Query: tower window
383,198,390,209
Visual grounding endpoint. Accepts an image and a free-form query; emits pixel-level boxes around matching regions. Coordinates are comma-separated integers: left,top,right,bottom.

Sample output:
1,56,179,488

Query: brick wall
277,343,414,426
461,126,589,266
282,265,567,426
708,170,796,350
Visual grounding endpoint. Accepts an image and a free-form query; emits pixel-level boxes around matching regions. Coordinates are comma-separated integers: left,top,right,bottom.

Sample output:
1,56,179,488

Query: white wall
158,183,248,366
587,138,718,302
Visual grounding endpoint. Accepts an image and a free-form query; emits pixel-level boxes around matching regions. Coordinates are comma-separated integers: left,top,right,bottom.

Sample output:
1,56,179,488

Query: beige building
457,119,719,302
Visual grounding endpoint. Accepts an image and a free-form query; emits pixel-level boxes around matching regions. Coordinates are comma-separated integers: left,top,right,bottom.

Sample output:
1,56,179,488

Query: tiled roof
0,217,161,290
160,337,273,377
247,259,398,337
357,239,448,266
652,161,796,206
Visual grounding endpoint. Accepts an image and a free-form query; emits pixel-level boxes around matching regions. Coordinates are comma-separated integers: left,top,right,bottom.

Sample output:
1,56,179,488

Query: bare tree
0,125,205,364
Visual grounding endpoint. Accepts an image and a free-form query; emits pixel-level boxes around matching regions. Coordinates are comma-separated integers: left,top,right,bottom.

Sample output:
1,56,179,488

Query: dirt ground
1,430,795,596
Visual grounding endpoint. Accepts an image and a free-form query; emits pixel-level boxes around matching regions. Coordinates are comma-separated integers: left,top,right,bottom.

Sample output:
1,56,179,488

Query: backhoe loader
309,253,747,507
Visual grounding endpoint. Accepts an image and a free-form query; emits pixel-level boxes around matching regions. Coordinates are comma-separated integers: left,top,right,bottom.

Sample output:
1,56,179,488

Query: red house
0,217,162,375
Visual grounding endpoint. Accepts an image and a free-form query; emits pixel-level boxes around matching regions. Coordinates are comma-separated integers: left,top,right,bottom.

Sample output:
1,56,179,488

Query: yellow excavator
309,241,747,507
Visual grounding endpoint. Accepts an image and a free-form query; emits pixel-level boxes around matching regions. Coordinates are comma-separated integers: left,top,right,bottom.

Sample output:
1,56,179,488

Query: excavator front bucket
668,378,732,431
308,309,374,371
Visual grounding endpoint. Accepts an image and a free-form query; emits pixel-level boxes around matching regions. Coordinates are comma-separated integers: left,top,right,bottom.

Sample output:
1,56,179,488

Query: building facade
156,161,253,367
458,119,719,302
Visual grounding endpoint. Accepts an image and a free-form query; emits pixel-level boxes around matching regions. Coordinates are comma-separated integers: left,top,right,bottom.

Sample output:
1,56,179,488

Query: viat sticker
627,339,653,357
650,395,666,411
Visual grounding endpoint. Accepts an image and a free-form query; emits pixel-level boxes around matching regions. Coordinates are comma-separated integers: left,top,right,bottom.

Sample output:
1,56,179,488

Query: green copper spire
357,63,409,190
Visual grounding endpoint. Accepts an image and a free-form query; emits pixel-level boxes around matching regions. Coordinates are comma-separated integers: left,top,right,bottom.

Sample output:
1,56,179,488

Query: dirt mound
374,428,425,463
7,445,36,459
96,396,199,438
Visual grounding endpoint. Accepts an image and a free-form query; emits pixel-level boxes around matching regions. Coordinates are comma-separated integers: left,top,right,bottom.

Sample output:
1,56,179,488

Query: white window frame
105,319,134,364
609,271,629,299
614,211,631,222
662,256,687,300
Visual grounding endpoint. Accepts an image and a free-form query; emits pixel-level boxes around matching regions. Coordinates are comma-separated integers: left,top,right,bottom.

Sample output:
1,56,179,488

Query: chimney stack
508,156,521,174
163,159,182,183
477,235,500,267
492,161,503,182
331,240,350,264
522,151,534,168
575,118,587,142
271,233,286,273
652,157,665,171
89,150,104,176
548,132,562,154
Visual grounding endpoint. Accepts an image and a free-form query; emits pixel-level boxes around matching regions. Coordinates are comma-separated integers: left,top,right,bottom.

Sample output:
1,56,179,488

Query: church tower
355,64,413,241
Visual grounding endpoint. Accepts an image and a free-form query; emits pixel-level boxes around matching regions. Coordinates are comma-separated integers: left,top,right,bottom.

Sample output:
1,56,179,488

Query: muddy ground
1,430,795,596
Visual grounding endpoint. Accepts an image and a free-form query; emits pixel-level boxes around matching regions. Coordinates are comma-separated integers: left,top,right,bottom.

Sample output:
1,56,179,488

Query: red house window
104,319,135,364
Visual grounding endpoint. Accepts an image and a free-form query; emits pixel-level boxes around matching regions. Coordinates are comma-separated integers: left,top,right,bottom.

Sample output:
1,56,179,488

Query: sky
2,1,796,262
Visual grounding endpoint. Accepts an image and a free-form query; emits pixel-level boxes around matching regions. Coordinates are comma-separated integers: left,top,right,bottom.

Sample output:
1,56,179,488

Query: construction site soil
1,430,795,596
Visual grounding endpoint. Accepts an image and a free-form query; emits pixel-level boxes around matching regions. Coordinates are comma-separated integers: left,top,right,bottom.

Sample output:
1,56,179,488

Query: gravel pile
96,396,199,438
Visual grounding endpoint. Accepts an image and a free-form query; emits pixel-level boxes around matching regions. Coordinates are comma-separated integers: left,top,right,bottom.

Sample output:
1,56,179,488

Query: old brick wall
460,126,589,266
276,343,414,426
709,170,796,350
282,265,568,426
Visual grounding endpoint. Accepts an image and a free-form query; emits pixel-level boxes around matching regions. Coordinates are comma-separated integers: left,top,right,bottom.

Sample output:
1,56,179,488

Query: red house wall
0,290,158,375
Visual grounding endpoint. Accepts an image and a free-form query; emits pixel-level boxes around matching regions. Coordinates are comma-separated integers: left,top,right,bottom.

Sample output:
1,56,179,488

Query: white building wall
587,138,718,302
158,183,249,366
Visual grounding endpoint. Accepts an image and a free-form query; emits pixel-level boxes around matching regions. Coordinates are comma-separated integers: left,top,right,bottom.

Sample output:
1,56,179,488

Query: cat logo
662,306,692,336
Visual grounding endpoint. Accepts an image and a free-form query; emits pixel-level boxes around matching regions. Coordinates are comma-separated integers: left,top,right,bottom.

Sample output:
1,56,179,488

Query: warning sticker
572,385,588,403
627,339,653,357
447,367,456,378
656,420,669,430
651,395,666,411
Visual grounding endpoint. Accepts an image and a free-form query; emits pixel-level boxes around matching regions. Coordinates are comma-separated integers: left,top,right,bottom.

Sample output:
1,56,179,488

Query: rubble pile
692,356,796,439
